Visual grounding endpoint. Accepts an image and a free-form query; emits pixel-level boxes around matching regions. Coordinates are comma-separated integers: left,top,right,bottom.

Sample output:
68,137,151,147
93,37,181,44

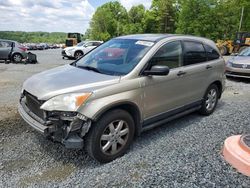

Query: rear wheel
199,84,219,116
85,109,135,163
12,53,22,63
74,51,83,59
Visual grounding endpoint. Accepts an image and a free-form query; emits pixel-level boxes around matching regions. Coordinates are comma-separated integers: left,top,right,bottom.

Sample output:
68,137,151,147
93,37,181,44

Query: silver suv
0,39,27,63
18,34,225,163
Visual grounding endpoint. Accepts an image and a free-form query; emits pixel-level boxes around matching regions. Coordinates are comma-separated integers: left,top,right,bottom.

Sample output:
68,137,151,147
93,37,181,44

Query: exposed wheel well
94,103,142,136
211,81,222,98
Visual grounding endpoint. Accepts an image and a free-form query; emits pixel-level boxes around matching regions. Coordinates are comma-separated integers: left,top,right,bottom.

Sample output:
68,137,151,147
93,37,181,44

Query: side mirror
143,65,170,76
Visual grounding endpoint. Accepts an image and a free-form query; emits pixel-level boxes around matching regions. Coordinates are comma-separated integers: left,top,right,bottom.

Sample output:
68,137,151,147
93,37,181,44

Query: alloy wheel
75,52,82,59
100,120,129,155
13,54,22,62
205,88,217,111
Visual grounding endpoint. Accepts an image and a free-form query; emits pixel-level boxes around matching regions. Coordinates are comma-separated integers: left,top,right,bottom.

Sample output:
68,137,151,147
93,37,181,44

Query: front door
141,41,189,123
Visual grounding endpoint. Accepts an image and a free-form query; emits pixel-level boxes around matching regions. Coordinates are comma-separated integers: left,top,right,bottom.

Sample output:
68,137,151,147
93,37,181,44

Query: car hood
23,64,120,100
231,56,250,64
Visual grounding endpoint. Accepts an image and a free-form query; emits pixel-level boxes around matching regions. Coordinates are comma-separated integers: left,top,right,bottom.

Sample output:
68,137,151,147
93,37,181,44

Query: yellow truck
63,33,82,48
216,32,250,55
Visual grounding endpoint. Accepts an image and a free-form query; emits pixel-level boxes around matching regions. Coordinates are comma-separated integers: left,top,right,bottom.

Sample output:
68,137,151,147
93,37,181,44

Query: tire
74,51,83,59
85,109,135,163
219,46,227,56
12,53,22,63
199,84,219,116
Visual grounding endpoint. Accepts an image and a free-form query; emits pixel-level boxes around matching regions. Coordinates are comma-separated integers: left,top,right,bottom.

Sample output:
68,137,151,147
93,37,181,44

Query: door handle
177,71,186,76
206,65,212,69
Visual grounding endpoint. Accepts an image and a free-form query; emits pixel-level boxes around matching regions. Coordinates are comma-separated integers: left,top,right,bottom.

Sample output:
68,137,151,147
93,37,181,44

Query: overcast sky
0,0,152,33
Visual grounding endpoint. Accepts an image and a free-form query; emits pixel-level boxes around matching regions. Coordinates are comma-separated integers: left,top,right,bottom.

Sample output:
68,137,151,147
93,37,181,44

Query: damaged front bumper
18,96,91,149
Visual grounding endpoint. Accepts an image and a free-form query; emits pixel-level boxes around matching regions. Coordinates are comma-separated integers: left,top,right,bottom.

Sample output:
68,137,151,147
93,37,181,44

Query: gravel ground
0,50,250,187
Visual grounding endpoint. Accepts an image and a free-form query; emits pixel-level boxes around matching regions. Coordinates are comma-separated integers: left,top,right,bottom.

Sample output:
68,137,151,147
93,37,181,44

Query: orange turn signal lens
76,93,91,107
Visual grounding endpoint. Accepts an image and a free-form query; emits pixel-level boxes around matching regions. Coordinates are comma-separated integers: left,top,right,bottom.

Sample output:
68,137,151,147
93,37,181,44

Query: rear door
0,41,12,60
179,40,213,102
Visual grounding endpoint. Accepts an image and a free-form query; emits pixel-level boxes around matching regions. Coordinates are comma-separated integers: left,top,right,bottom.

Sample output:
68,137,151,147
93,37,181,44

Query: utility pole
239,7,244,32
117,12,121,36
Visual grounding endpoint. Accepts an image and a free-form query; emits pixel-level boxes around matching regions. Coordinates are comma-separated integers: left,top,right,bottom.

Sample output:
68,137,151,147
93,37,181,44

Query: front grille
226,71,250,77
232,63,250,69
24,91,45,120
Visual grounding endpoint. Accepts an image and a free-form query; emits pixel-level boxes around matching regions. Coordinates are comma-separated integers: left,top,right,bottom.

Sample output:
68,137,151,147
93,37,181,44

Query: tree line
85,0,250,41
0,31,67,43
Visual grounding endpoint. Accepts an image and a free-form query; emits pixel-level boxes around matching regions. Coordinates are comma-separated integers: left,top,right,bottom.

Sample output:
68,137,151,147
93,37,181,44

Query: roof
115,34,217,48
0,39,17,43
116,34,175,42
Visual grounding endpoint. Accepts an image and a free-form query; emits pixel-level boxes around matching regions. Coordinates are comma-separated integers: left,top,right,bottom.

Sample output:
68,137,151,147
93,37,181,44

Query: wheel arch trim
92,101,142,136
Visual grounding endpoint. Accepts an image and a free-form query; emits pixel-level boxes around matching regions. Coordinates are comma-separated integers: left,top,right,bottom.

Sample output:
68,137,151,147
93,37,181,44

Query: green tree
176,0,250,40
145,0,177,33
124,5,146,34
88,1,127,41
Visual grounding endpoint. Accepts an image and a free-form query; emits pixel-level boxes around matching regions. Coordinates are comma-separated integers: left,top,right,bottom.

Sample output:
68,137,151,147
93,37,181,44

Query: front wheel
85,109,135,163
74,51,83,59
199,84,219,116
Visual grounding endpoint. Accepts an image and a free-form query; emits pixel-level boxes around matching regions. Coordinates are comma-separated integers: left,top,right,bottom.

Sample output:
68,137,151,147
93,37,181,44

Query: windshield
238,47,250,56
77,41,86,47
75,39,154,76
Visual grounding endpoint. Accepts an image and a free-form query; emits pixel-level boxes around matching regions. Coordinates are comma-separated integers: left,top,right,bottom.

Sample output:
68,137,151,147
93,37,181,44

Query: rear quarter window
204,44,220,60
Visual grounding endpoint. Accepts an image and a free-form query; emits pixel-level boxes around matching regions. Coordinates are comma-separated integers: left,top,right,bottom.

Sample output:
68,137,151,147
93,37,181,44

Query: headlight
40,93,91,111
226,60,233,67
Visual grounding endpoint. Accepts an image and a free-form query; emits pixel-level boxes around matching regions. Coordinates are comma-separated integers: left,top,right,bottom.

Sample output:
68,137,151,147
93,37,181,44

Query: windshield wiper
77,65,101,73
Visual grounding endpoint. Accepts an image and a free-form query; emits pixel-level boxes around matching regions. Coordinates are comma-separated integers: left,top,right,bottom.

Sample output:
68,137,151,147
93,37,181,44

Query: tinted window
204,44,220,60
93,42,102,46
149,41,182,69
85,42,94,47
183,41,206,65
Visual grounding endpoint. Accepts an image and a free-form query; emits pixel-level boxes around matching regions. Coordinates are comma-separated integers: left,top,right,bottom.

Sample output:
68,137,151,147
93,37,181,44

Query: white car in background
62,41,103,59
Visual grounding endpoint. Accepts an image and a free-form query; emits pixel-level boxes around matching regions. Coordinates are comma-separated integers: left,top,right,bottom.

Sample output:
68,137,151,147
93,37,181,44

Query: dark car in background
36,43,49,50
0,39,27,63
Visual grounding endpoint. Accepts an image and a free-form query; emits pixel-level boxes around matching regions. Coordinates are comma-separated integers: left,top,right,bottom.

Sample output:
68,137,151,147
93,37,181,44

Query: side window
149,41,182,69
85,42,94,47
183,41,207,65
93,42,101,46
0,41,11,48
204,44,220,61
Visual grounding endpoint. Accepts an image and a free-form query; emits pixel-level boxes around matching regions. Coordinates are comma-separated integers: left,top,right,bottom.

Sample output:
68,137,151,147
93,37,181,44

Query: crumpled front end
18,90,92,149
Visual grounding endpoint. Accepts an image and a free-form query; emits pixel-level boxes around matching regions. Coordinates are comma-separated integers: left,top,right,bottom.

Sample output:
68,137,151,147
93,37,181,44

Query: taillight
18,46,27,52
